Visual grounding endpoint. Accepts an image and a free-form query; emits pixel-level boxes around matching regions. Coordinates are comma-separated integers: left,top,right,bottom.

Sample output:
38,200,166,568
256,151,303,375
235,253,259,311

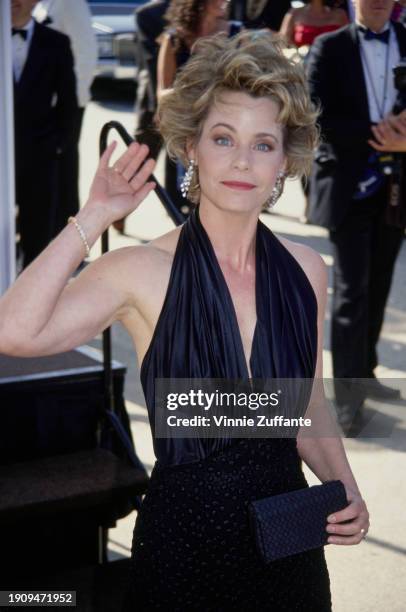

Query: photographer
369,109,406,152
306,0,405,429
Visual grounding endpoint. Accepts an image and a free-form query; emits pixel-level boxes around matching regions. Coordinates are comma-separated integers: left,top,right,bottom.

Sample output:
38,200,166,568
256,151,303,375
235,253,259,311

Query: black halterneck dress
124,208,332,611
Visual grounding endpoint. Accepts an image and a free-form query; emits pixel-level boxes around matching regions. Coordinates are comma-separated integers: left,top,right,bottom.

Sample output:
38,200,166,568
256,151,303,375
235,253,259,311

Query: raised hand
87,140,157,223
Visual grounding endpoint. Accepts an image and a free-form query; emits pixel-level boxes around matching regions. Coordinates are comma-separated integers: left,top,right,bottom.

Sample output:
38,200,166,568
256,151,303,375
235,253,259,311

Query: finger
328,532,366,545
371,127,386,146
374,124,387,141
129,157,157,192
327,502,359,524
394,120,406,136
368,139,385,151
99,140,117,170
385,115,398,130
386,115,406,134
132,180,156,208
327,520,367,537
122,143,153,181
381,124,394,139
113,141,142,174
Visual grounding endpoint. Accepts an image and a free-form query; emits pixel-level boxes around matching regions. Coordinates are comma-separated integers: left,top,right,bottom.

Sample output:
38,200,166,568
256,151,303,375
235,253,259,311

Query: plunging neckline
195,207,259,379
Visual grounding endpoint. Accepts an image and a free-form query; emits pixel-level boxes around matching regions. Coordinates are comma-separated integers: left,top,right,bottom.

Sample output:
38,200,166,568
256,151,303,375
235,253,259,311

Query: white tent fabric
0,3,16,294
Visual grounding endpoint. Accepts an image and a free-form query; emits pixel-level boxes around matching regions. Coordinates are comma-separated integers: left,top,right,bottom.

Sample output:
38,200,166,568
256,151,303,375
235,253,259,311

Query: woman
157,0,241,216
0,32,369,610
157,0,239,94
280,0,348,49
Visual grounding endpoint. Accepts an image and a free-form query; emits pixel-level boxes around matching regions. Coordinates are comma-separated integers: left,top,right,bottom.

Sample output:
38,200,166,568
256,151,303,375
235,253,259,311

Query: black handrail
98,121,184,414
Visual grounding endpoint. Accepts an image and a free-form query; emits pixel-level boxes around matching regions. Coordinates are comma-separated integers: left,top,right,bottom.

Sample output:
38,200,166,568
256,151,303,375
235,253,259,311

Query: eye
214,135,232,146
255,142,273,152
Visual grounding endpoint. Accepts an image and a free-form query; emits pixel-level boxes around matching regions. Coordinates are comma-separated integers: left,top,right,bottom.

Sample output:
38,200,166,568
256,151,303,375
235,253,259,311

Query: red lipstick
221,181,256,190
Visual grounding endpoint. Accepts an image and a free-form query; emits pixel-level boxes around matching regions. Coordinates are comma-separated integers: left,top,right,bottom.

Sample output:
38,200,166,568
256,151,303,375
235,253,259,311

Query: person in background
307,0,405,430
157,0,242,216
11,0,78,269
280,0,348,49
112,0,169,235
134,0,169,158
391,0,406,22
241,0,291,32
33,0,98,236
328,0,355,18
280,0,348,226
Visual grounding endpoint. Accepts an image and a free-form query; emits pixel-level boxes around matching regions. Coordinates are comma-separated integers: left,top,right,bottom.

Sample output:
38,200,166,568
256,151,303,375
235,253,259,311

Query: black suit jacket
135,0,170,114
307,21,406,231
14,21,78,164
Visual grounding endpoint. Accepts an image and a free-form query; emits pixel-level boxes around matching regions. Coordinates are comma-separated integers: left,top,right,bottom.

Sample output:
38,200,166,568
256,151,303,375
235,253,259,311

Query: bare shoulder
277,236,328,305
99,225,183,313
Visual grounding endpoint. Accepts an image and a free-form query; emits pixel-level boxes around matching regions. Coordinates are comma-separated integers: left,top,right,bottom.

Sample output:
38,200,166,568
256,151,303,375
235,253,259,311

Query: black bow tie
359,26,390,44
12,28,28,41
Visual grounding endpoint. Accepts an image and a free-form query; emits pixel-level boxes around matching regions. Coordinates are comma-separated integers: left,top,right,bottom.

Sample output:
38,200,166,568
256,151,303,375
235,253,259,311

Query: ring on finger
360,528,367,539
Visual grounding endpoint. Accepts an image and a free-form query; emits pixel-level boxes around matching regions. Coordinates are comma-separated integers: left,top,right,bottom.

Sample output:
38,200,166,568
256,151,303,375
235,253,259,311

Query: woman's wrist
75,204,112,250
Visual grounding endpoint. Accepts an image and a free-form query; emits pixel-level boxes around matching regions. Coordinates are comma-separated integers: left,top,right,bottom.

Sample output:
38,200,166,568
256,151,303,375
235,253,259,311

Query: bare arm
157,32,177,101
290,245,370,545
0,141,156,357
279,10,296,47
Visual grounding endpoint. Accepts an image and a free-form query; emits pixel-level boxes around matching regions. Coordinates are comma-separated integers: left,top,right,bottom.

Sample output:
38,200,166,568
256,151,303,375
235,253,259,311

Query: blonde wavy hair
157,30,319,204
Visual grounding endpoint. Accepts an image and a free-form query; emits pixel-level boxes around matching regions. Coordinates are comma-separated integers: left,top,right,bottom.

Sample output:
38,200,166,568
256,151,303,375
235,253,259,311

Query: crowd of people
4,0,406,608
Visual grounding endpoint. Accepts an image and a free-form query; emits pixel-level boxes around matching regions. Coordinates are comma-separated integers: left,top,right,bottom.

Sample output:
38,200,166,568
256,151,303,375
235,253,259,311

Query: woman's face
189,91,287,214
205,0,230,19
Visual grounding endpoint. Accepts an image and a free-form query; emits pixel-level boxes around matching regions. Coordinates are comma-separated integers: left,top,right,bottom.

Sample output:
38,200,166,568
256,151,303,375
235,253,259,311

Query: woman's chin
201,197,263,216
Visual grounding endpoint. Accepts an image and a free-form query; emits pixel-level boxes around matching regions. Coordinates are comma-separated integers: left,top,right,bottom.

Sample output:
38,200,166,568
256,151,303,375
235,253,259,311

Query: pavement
78,95,406,612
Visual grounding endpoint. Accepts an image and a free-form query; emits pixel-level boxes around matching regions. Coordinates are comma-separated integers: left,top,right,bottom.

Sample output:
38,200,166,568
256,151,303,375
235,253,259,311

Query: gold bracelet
68,216,90,257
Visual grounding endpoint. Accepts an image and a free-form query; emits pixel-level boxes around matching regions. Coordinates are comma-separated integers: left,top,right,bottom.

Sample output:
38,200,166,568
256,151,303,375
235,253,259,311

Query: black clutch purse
248,480,348,563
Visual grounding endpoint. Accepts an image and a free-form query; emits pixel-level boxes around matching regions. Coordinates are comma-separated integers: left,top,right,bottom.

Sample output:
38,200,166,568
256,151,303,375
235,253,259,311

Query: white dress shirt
33,0,98,107
357,21,400,123
12,18,35,82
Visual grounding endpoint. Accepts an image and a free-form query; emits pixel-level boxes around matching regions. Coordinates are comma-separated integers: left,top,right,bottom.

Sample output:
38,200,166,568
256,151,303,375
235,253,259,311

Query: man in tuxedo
12,0,77,268
307,0,405,429
33,0,97,236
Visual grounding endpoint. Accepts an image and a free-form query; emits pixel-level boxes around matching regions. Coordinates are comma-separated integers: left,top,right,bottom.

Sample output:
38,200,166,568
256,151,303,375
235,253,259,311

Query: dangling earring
266,171,285,209
180,159,195,198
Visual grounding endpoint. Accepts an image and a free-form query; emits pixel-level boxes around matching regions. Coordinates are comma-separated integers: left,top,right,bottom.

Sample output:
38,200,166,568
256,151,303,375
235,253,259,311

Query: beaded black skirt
122,438,332,611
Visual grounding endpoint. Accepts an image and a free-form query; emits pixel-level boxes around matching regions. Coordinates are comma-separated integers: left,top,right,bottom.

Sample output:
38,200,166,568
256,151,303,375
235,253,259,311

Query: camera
374,58,406,176
393,58,406,115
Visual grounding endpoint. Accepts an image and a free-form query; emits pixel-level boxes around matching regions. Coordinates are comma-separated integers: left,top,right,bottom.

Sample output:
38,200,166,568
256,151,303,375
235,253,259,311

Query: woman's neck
198,202,259,272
